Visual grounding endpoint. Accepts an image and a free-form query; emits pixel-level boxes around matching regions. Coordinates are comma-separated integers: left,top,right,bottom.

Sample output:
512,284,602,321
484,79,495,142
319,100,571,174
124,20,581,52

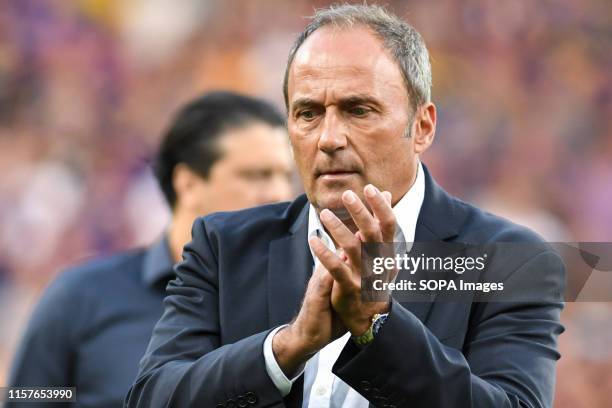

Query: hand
310,184,394,336
272,263,345,376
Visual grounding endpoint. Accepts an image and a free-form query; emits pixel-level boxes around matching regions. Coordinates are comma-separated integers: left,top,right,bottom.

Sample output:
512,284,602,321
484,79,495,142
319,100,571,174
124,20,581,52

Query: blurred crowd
0,0,610,406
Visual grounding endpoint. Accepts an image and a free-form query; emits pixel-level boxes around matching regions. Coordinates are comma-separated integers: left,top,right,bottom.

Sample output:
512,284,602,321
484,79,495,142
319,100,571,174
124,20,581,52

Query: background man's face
287,25,417,216
190,122,294,214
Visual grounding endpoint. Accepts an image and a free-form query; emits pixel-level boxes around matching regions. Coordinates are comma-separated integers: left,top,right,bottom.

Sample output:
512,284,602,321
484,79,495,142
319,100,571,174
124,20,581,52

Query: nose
317,109,347,154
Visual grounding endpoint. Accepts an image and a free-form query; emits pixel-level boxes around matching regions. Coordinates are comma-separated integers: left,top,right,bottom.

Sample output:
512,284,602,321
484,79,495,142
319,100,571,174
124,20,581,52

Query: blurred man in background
7,91,294,407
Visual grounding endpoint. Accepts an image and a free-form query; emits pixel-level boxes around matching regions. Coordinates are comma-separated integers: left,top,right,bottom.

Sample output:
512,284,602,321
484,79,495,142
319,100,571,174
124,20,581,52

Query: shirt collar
307,161,425,259
142,236,175,287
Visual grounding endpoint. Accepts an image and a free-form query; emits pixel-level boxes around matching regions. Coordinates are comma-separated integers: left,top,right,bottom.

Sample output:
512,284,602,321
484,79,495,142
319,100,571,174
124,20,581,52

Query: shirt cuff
263,325,304,397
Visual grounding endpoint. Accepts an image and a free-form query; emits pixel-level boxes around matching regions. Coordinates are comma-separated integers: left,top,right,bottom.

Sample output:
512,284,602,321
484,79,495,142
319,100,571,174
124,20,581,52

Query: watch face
373,314,389,335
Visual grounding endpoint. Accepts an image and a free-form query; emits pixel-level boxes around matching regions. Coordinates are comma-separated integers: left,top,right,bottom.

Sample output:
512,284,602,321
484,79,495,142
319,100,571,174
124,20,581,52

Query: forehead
218,123,290,163
288,25,407,104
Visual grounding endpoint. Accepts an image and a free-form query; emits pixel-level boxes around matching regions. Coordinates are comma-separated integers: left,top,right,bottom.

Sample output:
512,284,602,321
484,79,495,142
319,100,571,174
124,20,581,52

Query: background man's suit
8,239,173,408
127,165,565,408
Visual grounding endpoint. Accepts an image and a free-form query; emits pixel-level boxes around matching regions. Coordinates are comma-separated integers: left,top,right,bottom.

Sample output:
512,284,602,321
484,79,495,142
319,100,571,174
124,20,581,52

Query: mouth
317,170,359,180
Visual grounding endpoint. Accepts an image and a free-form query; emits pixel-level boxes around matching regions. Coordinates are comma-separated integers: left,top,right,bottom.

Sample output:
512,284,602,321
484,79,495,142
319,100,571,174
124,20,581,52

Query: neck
167,210,199,263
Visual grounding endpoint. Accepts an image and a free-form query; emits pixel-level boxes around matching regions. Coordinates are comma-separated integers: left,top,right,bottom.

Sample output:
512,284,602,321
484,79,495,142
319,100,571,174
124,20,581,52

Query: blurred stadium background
0,0,610,406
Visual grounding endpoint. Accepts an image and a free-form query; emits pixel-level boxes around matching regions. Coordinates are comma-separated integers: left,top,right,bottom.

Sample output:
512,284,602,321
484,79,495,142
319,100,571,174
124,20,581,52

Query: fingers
341,190,382,242
319,209,362,267
382,190,392,205
309,262,334,297
309,236,353,288
314,186,395,292
363,185,396,242
338,185,395,242
322,186,395,246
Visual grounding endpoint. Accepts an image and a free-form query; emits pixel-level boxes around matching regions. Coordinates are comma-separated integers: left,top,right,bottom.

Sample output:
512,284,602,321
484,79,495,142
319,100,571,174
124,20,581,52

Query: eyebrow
338,95,381,109
291,98,321,113
291,94,381,112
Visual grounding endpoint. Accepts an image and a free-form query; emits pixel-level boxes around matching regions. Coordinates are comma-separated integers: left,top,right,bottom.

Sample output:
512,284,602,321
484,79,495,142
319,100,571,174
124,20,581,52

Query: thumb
313,263,334,297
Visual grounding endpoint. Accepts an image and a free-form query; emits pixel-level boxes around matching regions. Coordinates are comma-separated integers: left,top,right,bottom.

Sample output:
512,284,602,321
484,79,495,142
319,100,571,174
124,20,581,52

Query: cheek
355,133,412,177
355,135,395,163
205,177,246,207
223,177,253,197
290,139,315,174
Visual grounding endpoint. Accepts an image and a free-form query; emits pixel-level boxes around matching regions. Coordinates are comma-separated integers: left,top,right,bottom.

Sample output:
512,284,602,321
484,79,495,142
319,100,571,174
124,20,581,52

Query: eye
349,106,369,117
298,110,316,121
238,169,273,181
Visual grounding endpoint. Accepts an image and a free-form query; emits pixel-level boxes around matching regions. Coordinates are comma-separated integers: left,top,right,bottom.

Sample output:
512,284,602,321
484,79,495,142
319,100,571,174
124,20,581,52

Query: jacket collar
142,236,174,287
414,164,463,242
268,196,313,326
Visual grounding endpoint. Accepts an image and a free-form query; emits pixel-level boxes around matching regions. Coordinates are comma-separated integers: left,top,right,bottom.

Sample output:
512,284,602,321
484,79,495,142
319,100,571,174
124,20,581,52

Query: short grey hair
282,3,432,111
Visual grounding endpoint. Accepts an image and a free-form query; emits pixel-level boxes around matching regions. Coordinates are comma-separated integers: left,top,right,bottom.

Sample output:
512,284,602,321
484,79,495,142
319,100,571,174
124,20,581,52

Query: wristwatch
352,313,389,347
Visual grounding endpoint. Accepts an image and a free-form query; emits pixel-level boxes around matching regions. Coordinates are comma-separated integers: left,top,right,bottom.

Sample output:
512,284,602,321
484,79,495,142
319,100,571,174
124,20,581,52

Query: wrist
350,317,374,337
272,324,318,376
352,313,389,347
350,301,391,336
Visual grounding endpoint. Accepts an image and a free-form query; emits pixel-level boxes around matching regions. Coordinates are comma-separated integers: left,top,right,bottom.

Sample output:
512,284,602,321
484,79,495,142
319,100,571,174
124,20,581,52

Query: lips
315,166,360,177
316,169,359,181
318,170,356,176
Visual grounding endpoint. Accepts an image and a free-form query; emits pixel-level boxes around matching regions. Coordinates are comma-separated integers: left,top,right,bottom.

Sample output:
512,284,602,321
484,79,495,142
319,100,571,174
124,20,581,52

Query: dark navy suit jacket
8,239,174,408
127,166,565,408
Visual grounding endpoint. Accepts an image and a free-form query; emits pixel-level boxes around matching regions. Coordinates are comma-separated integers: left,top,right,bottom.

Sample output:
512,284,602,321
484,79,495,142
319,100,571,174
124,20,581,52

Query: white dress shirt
264,162,425,407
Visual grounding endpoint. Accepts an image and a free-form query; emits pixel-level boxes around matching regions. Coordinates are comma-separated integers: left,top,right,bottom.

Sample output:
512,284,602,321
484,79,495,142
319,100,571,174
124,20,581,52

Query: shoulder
443,198,567,297
452,197,546,244
194,195,308,243
57,249,146,291
420,165,545,245
39,249,147,311
22,249,146,341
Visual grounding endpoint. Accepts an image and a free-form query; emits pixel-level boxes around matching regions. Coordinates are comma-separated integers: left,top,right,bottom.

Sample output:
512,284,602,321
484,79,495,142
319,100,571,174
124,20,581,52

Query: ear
172,163,209,211
412,102,436,155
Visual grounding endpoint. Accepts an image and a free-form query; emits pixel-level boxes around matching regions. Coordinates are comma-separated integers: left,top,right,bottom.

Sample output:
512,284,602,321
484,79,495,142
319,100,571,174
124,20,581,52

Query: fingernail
365,184,376,197
343,190,356,204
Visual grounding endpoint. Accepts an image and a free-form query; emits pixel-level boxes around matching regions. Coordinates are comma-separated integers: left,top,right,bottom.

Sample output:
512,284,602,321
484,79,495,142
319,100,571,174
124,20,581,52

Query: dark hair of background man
154,91,286,209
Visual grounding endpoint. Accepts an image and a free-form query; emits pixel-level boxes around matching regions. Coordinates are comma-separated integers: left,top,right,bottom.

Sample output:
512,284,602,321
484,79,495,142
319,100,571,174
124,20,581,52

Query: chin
313,194,352,220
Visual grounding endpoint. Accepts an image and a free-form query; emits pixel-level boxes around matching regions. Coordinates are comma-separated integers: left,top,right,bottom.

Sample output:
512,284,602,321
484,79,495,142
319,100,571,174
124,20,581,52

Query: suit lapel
267,201,313,327
400,165,465,324
414,165,461,243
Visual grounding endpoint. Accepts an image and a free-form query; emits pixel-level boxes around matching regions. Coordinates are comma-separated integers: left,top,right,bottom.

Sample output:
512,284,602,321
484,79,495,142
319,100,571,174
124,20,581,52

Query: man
127,5,565,408
7,91,294,407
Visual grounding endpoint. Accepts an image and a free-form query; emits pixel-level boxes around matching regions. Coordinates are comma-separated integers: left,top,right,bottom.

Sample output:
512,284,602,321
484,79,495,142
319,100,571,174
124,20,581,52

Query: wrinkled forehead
288,25,407,105
295,25,388,65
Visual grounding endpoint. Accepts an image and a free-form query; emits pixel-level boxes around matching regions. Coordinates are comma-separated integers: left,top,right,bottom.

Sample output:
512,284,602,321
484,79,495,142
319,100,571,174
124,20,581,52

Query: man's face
287,25,419,216
190,122,294,215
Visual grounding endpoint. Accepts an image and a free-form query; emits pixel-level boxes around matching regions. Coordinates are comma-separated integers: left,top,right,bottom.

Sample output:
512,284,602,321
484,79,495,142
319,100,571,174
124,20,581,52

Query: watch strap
352,313,389,347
